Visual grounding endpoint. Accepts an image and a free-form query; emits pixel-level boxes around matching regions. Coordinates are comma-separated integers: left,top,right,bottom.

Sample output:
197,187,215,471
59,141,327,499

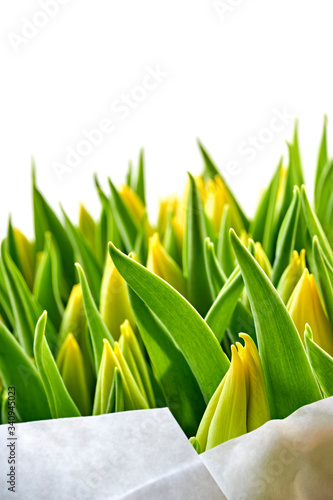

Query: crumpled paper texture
201,397,333,500
0,398,332,499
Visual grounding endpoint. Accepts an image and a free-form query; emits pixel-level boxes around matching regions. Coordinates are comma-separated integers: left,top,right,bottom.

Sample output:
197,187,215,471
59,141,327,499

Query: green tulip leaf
34,311,81,418
271,186,300,286
61,207,102,304
230,229,322,419
76,263,115,372
109,242,230,403
0,320,51,421
128,287,206,436
305,324,333,397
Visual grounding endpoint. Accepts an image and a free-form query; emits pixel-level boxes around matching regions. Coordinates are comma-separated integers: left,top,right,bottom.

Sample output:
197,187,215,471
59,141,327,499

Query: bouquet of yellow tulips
1,119,332,455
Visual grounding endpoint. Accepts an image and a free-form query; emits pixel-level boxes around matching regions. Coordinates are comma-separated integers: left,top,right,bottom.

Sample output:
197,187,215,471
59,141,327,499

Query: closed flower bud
78,203,96,253
254,242,272,278
12,228,35,291
195,336,270,452
58,284,94,393
196,345,247,451
93,339,119,415
157,196,178,236
56,333,92,416
93,339,149,415
147,233,186,296
236,334,271,432
277,250,306,304
204,177,228,233
287,269,333,356
120,184,153,235
119,320,156,408
99,254,136,340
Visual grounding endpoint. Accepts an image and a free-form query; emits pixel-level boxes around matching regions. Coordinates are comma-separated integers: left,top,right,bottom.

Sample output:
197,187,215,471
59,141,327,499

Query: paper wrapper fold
1,398,332,499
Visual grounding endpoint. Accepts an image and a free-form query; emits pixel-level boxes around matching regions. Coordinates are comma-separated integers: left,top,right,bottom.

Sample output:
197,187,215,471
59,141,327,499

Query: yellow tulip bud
171,217,183,255
99,254,136,340
119,184,145,224
78,203,96,253
175,175,205,236
147,233,186,296
59,284,86,347
206,345,247,449
196,345,247,451
237,334,270,432
157,196,178,236
254,242,272,278
56,333,92,416
58,284,95,393
277,166,288,201
114,342,149,410
12,228,35,291
277,249,306,304
204,177,229,233
93,339,120,415
195,175,207,205
287,269,333,356
239,230,251,246
119,320,156,408
93,339,146,414
196,336,270,452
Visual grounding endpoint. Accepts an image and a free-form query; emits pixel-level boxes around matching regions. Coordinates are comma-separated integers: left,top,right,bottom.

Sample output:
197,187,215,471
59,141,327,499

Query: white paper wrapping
0,407,225,500
0,398,332,499
201,397,333,500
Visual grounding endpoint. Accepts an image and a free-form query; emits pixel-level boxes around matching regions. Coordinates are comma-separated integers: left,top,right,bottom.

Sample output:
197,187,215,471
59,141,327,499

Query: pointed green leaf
249,187,271,243
76,263,115,372
0,262,13,328
271,186,300,286
205,268,244,343
108,179,139,253
163,211,182,267
230,229,322,419
109,243,230,402
305,324,333,397
62,207,102,303
1,241,57,355
197,140,249,229
204,238,226,300
315,158,333,242
301,185,333,267
134,213,149,264
107,367,125,413
217,205,235,277
183,174,213,315
126,160,133,187
135,148,146,205
314,115,328,213
262,158,283,262
312,236,333,329
94,175,122,250
205,238,255,340
128,288,206,436
0,320,51,421
33,172,75,292
33,232,64,329
34,312,81,418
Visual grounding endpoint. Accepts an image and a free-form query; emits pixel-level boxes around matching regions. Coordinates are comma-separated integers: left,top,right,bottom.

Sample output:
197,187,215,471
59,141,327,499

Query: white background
1,0,332,239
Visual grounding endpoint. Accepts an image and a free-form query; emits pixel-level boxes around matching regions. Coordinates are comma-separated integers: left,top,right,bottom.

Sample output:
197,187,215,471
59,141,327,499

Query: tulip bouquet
0,120,333,455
